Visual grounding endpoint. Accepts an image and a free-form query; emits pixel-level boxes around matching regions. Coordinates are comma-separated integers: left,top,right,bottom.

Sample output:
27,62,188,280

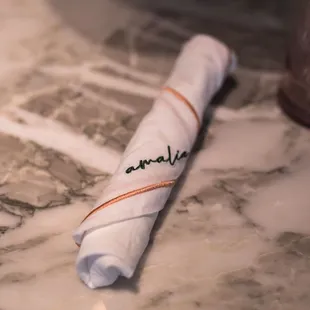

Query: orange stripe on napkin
164,86,200,130
75,180,176,246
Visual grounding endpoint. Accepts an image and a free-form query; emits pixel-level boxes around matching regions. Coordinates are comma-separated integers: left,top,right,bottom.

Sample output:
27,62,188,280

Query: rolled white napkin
73,34,236,289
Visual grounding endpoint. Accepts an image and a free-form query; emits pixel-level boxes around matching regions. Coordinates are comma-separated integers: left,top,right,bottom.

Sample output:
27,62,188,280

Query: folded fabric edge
77,251,131,289
76,213,158,289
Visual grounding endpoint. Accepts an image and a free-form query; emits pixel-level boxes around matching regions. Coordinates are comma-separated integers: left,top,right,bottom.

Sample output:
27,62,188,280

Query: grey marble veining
1,1,310,310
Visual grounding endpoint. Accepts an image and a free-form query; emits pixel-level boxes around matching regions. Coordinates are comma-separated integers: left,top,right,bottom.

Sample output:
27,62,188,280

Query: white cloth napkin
73,34,236,289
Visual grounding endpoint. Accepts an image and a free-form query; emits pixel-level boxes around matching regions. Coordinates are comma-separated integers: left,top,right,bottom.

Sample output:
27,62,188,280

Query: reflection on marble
1,0,310,310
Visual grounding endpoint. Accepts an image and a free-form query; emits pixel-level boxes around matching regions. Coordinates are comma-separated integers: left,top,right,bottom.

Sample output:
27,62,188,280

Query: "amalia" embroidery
125,145,188,174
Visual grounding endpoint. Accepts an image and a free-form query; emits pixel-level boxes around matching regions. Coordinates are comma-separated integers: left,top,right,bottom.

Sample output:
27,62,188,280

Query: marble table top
1,1,310,310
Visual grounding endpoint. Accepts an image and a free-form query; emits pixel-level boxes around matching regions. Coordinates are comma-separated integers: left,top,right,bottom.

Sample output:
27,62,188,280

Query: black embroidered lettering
125,145,189,174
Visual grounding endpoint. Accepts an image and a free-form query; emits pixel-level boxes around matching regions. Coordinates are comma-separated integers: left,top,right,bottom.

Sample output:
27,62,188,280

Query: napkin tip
77,254,133,289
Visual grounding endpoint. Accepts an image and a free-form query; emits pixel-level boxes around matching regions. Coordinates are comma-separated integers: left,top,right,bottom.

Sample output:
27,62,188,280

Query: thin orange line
164,86,200,129
76,179,175,246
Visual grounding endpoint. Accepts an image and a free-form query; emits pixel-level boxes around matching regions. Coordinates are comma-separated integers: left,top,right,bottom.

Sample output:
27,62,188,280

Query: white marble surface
1,1,310,310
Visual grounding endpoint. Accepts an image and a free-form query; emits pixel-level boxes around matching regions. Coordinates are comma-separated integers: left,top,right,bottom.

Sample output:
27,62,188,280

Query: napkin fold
73,34,236,289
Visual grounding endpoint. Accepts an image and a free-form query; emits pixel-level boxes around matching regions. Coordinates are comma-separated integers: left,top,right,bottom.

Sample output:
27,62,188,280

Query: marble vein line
215,106,281,121
91,56,162,85
40,65,159,99
155,17,193,37
0,108,121,174
9,83,136,116
136,29,182,49
70,84,137,115
128,29,140,68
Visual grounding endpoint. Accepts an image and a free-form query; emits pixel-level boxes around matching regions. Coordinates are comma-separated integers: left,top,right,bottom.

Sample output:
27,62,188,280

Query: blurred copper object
278,0,310,128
